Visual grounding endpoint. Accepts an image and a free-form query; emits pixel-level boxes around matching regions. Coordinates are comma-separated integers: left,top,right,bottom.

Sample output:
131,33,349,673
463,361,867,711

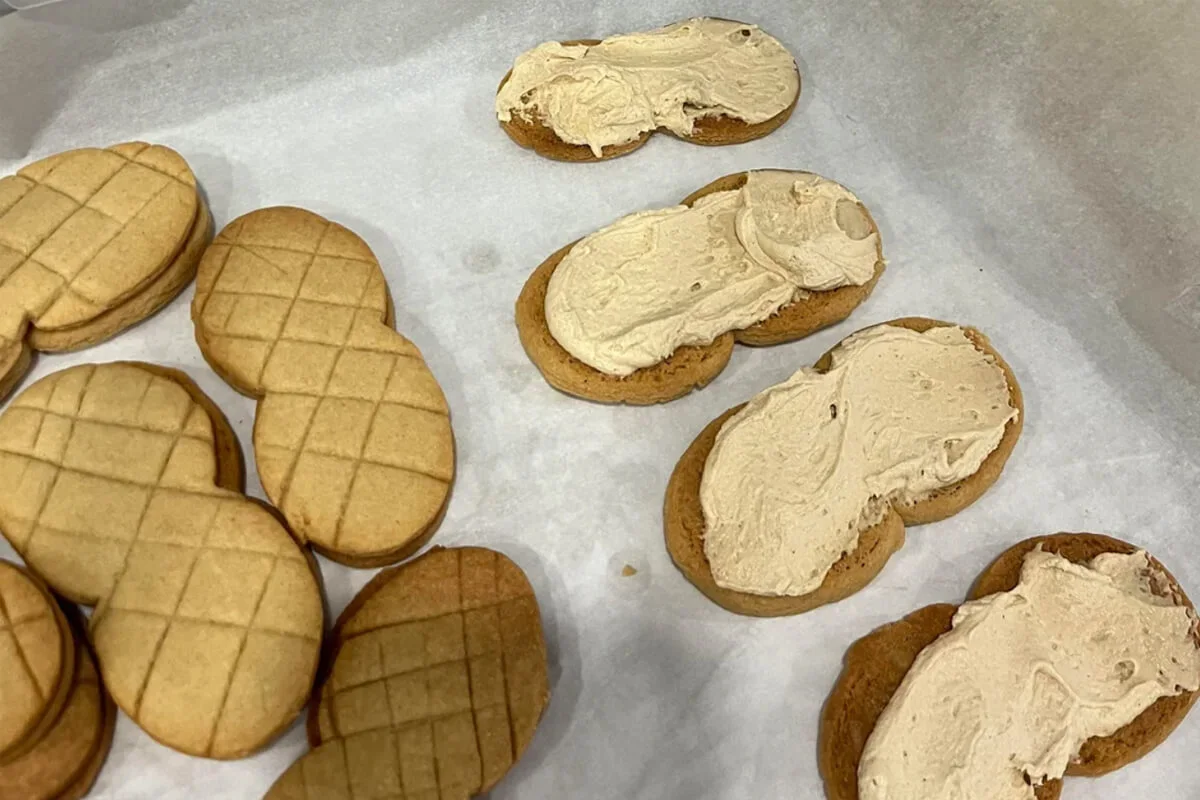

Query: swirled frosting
858,548,1200,800
544,170,879,376
700,324,1016,596
496,18,799,156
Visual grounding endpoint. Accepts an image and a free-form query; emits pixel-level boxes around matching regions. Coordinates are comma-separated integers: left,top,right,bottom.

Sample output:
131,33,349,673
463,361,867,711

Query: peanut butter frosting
700,324,1016,597
858,548,1200,800
544,170,880,377
496,18,799,156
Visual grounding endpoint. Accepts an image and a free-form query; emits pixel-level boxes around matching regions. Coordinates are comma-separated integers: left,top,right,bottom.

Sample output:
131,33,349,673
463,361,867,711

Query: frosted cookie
0,142,211,400
267,546,550,799
192,207,455,567
665,317,1023,615
0,628,116,800
0,560,75,764
516,170,884,404
496,18,800,161
0,362,324,758
820,533,1200,800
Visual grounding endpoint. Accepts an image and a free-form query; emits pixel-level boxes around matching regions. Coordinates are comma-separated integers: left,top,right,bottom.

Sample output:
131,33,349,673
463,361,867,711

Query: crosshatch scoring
0,362,323,758
193,207,454,563
269,547,549,800
0,143,198,353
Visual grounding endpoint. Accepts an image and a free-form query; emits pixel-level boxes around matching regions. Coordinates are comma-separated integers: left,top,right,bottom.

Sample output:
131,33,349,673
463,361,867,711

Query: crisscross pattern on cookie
192,207,453,561
0,561,65,756
268,548,548,800
0,363,322,758
0,143,197,363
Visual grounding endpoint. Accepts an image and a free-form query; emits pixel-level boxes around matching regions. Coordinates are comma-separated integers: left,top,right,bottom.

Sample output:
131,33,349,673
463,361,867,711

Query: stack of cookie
0,137,554,797
0,142,212,401
0,560,115,800
0,361,325,759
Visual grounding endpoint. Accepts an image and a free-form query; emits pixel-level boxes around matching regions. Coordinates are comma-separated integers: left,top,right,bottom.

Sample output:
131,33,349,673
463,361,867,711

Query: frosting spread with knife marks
700,324,1017,597
496,18,799,156
858,548,1200,800
544,170,880,377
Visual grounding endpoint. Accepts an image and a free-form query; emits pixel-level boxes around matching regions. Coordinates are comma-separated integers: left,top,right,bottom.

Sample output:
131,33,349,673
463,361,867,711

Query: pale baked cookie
664,317,1024,616
820,533,1200,800
0,362,324,758
496,18,800,161
0,627,116,800
267,546,550,800
0,560,76,765
192,207,455,567
515,171,885,404
0,143,211,400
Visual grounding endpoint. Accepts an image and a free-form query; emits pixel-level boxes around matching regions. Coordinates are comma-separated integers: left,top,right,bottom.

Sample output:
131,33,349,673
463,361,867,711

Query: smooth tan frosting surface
700,324,1016,597
858,548,1200,800
544,170,879,376
496,18,799,155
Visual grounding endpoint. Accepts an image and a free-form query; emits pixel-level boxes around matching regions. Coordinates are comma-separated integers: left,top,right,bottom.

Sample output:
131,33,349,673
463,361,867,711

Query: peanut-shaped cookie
192,207,454,567
0,143,211,400
666,317,1023,616
820,533,1200,800
0,362,323,758
268,547,549,799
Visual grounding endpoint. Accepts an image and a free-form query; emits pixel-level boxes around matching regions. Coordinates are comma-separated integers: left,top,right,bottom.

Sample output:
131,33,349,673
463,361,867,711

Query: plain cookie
192,207,455,567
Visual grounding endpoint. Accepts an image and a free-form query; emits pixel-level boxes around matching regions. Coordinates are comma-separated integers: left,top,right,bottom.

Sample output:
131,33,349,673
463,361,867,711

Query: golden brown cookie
0,362,323,758
514,172,885,404
664,317,1024,615
0,142,208,401
27,201,214,355
496,20,801,162
267,546,550,799
0,632,116,800
818,533,1199,799
191,207,455,567
0,560,76,765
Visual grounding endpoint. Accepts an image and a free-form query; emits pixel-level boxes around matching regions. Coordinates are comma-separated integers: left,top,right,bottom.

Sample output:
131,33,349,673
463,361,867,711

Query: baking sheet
2,0,1199,797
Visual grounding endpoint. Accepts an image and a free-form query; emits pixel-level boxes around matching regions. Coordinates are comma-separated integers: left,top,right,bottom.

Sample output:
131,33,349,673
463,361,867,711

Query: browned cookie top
269,547,550,799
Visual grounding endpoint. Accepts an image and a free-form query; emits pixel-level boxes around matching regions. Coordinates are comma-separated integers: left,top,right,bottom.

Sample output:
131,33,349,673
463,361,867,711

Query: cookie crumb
621,564,638,577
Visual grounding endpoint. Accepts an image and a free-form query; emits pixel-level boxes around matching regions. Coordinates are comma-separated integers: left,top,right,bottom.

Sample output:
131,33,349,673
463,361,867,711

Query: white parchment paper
2,1,1199,797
